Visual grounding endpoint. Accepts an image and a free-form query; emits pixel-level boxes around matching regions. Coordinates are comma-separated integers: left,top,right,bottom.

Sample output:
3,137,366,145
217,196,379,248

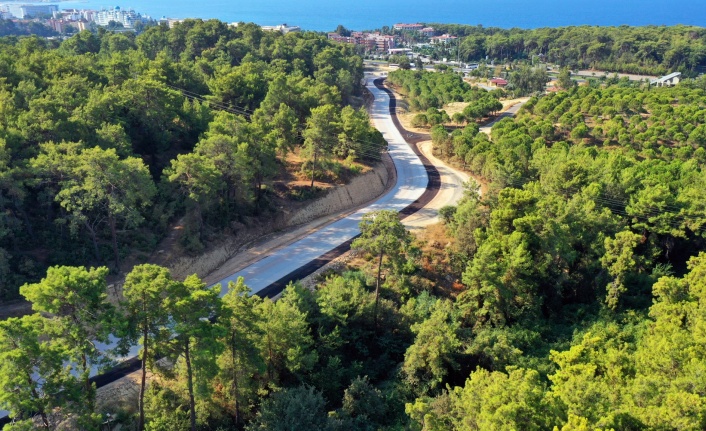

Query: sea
49,0,706,32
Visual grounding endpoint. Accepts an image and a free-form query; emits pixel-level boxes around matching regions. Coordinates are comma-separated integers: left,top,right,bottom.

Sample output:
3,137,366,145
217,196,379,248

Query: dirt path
575,69,657,81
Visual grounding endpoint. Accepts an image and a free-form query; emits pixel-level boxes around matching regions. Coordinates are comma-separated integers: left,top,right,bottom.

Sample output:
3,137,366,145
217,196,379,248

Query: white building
388,48,412,56
93,6,146,29
52,9,82,21
430,34,458,44
6,4,58,19
393,23,423,31
650,72,682,87
159,17,183,28
261,23,300,34
420,26,435,37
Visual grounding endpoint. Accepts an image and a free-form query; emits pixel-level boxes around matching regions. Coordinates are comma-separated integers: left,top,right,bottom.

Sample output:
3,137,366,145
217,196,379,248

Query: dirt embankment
170,160,393,283
288,163,389,226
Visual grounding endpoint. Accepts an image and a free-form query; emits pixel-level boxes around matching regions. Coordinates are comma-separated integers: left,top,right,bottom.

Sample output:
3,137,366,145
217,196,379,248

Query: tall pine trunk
84,220,101,263
374,249,384,328
230,330,240,426
138,319,148,431
185,339,197,431
310,148,318,189
29,377,49,428
82,351,95,411
109,213,120,269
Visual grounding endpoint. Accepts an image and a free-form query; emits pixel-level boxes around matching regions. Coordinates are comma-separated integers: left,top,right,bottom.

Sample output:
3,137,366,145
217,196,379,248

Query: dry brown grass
500,97,529,111
397,111,432,134
412,223,466,297
444,101,470,117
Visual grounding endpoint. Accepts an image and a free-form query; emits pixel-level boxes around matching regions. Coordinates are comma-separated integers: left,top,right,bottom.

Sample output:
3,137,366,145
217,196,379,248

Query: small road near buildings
574,69,657,82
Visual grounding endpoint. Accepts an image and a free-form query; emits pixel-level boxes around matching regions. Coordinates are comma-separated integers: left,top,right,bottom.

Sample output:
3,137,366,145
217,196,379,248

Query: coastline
5,0,703,33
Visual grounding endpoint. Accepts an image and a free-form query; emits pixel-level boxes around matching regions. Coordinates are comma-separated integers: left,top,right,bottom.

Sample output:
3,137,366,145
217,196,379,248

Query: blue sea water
53,0,706,32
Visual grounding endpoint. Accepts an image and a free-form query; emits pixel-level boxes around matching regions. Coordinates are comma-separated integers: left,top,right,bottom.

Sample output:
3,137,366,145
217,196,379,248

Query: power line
166,82,391,162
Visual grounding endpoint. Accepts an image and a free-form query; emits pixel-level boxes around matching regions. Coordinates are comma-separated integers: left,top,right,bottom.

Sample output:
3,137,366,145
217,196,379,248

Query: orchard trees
388,69,502,115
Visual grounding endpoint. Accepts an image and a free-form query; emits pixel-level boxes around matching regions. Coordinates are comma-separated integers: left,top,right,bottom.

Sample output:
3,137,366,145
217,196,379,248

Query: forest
0,21,384,300
0,18,57,38
427,24,706,76
4,24,706,431
419,72,706,429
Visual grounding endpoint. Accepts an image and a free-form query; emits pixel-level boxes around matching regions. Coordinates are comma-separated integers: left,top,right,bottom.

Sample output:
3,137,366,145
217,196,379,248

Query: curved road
0,76,435,425
213,77,429,296
479,99,527,135
0,76,465,424
101,77,431,362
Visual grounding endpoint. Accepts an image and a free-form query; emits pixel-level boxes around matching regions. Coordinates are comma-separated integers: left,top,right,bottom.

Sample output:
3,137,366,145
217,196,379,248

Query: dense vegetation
0,18,57,37
417,76,706,429
5,24,706,431
0,21,384,300
429,24,706,76
0,212,421,430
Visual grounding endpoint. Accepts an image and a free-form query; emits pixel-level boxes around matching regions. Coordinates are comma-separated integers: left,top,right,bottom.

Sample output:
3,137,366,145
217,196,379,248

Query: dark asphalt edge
259,78,441,297
0,78,442,427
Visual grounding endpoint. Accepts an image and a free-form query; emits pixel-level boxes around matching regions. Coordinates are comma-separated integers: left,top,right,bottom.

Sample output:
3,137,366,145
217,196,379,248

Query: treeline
386,69,502,125
430,23,706,76
0,211,422,430
0,21,384,300
0,18,57,37
413,77,706,428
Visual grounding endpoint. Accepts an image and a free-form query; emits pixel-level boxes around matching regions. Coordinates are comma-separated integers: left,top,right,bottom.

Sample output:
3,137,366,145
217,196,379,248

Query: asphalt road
0,75,433,424
480,100,527,135
93,75,431,367
214,76,429,296
402,141,471,229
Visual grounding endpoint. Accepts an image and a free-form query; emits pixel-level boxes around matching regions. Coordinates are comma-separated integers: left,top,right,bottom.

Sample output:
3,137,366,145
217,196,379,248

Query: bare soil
444,101,470,117
500,98,528,111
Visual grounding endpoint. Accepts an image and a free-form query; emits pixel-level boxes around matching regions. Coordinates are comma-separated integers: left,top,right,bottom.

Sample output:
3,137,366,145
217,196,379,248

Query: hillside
0,21,385,301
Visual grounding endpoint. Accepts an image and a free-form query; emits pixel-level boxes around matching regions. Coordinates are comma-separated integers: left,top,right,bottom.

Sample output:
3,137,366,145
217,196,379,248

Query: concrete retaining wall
168,160,391,282
287,162,389,227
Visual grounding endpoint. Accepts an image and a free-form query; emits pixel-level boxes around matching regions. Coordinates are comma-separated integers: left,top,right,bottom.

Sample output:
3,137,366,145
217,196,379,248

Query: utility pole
456,36,460,66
